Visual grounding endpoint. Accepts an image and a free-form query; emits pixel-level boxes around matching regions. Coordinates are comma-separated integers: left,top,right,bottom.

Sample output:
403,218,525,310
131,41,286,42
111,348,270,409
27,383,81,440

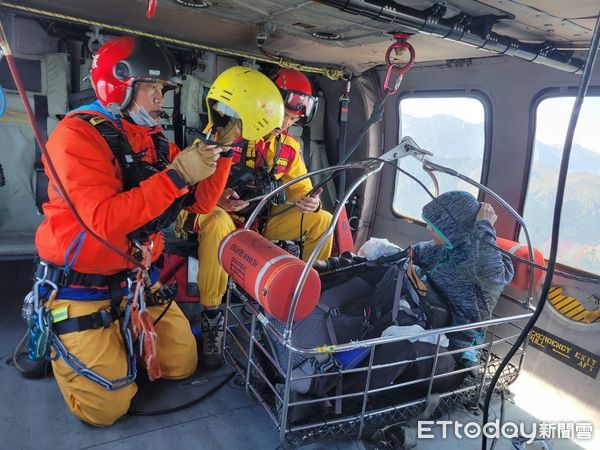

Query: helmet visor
283,91,316,118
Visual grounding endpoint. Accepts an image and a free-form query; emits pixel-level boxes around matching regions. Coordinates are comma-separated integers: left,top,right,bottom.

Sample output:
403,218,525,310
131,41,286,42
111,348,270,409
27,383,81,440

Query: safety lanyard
337,77,351,199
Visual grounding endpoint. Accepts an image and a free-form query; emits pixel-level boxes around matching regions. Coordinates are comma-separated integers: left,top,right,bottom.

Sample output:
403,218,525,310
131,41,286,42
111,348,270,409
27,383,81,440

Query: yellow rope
0,1,344,80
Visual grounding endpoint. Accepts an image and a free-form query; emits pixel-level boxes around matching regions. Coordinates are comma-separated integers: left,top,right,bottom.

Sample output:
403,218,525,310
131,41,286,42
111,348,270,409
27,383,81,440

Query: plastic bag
357,237,402,261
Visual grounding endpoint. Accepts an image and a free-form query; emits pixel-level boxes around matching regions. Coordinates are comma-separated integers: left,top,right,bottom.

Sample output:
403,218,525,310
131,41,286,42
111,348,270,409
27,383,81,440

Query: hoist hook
383,33,416,94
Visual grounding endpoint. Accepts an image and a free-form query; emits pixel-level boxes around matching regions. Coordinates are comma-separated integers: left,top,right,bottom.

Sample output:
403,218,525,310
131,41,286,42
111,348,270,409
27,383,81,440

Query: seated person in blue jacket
413,190,515,366
345,190,514,393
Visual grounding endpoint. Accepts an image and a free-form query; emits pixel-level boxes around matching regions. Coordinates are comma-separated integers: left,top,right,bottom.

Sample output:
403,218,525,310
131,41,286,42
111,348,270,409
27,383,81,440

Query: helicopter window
393,96,487,222
522,95,600,275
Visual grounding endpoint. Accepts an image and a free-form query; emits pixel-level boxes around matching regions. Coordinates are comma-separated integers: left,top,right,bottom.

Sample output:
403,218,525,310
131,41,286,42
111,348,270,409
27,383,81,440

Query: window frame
392,89,493,223
518,87,600,276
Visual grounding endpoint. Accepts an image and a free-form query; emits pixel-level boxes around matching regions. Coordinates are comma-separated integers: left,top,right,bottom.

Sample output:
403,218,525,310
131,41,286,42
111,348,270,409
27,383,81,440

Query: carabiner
32,277,59,310
383,35,416,94
383,65,403,94
132,239,152,272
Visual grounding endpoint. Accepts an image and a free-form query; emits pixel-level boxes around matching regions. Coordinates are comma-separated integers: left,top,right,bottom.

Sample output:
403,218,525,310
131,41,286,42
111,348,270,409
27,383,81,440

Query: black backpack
263,250,452,398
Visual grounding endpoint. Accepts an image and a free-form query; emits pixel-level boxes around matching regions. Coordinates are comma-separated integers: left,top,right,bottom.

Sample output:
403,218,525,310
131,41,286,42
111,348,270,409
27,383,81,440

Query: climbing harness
21,233,175,389
24,280,137,391
70,113,191,242
22,233,138,390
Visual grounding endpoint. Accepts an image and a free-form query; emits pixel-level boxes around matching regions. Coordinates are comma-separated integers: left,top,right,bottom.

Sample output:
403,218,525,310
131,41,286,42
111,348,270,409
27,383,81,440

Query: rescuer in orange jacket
30,36,284,426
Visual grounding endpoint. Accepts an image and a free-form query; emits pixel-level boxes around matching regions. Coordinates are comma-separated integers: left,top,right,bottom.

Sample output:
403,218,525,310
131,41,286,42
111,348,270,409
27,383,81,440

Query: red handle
146,0,157,19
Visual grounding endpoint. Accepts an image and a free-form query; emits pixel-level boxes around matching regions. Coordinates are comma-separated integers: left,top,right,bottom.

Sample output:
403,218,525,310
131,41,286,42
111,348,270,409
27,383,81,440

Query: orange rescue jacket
35,109,231,275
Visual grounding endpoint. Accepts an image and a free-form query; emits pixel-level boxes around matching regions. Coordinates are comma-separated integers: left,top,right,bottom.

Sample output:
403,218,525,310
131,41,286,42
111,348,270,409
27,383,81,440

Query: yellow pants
196,205,333,307
46,296,197,426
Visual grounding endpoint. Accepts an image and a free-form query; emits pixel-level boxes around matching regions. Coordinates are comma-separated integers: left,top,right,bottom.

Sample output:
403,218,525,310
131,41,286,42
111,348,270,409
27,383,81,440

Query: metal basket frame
221,150,534,446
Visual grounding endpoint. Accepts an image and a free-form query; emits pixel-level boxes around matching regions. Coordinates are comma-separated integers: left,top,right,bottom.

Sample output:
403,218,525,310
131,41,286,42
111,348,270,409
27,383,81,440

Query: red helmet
90,36,182,115
272,69,318,124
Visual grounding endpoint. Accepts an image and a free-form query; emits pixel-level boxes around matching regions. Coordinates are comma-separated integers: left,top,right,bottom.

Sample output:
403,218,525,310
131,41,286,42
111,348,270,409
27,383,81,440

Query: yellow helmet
206,66,284,141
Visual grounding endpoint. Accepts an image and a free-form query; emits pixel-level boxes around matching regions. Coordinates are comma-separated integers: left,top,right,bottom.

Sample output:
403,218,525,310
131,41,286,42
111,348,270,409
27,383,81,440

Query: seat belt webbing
336,79,351,198
301,124,311,169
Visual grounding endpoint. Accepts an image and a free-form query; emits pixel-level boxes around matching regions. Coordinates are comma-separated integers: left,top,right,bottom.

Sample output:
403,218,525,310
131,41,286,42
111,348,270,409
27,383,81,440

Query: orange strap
406,258,427,297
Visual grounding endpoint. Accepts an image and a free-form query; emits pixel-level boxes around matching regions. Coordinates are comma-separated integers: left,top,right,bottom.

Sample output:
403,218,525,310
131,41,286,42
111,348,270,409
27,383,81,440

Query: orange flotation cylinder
496,237,545,290
218,229,321,321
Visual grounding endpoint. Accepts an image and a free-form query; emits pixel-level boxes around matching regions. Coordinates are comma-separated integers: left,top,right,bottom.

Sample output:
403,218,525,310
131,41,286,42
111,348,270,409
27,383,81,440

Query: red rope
130,245,162,381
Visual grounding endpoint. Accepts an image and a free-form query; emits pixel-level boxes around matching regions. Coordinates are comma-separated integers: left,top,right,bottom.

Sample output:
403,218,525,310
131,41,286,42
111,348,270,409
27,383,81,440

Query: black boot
12,334,52,379
200,310,225,370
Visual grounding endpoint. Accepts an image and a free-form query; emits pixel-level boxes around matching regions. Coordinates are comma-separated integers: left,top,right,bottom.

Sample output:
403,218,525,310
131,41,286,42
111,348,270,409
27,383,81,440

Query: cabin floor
0,261,591,450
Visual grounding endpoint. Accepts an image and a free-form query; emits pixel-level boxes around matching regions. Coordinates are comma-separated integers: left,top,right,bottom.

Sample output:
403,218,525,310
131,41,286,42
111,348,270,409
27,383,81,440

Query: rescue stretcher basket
222,156,535,447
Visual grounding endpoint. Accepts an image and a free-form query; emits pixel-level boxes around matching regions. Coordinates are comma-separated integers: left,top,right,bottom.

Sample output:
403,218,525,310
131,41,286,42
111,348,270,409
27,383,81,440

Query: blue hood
421,191,480,249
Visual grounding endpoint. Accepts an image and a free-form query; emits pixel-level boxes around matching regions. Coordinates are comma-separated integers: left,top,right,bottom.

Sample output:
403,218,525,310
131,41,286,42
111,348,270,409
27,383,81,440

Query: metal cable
480,8,600,450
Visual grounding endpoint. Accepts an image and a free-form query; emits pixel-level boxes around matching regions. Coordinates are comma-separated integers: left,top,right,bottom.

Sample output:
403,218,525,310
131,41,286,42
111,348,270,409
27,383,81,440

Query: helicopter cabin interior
0,1,598,449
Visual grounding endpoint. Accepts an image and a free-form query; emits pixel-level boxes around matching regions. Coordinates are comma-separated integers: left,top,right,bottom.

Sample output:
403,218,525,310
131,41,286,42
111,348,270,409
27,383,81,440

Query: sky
401,97,484,124
536,96,600,153
401,96,600,154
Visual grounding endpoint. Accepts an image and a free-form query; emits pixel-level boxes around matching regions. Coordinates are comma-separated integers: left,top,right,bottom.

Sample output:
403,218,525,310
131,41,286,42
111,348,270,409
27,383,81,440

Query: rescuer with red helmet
190,68,332,369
